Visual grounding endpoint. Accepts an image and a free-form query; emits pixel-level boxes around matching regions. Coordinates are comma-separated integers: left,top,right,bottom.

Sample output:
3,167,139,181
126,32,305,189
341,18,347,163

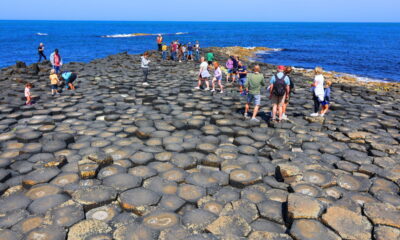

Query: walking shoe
244,113,250,119
204,88,210,91
194,86,200,90
282,114,288,120
250,118,260,122
210,89,215,92
220,90,223,93
319,113,325,117
310,113,319,117
143,82,149,86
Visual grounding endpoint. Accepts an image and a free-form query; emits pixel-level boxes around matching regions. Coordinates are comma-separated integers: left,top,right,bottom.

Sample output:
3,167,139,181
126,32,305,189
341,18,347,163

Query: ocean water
0,21,399,82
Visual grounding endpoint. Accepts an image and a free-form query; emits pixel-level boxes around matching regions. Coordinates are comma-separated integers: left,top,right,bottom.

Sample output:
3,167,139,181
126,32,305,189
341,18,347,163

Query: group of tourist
157,35,201,62
193,55,331,122
24,44,79,105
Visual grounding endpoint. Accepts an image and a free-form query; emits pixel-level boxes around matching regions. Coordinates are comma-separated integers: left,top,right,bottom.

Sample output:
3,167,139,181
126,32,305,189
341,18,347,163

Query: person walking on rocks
226,57,234,83
281,66,295,120
38,43,46,62
50,49,62,74
319,80,332,117
194,57,210,90
311,66,325,117
187,42,193,60
171,41,178,61
237,61,247,95
194,40,200,61
24,82,33,105
49,69,60,96
141,52,151,86
269,65,290,122
157,34,163,51
207,52,214,65
178,45,184,62
211,61,224,93
162,43,168,60
244,65,265,122
61,71,77,90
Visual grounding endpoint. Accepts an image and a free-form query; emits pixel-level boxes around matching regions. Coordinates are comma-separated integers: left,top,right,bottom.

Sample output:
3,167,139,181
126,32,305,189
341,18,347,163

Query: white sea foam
36,33,48,36
101,32,189,38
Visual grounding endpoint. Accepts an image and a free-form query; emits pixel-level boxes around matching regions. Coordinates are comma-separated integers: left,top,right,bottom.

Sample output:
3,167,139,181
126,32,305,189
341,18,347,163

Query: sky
0,0,399,22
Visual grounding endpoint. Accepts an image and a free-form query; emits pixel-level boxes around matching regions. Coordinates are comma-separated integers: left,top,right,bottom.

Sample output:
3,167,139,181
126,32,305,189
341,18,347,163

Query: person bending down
61,71,77,90
244,65,265,122
211,61,224,93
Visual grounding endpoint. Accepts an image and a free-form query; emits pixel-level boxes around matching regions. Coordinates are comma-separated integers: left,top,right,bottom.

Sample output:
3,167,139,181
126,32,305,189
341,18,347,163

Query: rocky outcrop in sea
0,48,399,240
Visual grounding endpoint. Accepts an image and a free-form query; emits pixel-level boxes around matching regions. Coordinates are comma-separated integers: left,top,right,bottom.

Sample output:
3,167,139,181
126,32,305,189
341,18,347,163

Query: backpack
273,74,287,97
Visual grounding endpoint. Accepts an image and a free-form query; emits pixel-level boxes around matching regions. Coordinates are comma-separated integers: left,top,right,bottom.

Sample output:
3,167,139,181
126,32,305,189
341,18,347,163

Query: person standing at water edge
187,42,193,60
162,43,168,60
194,57,210,90
269,65,290,122
237,61,247,95
38,43,46,62
157,34,163,51
50,49,62,74
141,52,150,86
244,65,265,122
311,66,325,116
194,41,200,61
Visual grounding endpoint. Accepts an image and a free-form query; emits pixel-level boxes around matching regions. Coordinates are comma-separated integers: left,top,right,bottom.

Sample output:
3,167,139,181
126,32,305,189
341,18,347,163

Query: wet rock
322,206,372,240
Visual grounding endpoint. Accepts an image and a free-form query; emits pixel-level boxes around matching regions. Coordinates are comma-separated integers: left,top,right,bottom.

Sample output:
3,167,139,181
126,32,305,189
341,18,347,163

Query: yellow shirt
50,74,59,85
162,45,168,51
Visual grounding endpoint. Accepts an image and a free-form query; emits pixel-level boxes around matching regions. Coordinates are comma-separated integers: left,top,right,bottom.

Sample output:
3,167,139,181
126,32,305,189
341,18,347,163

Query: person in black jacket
38,43,46,62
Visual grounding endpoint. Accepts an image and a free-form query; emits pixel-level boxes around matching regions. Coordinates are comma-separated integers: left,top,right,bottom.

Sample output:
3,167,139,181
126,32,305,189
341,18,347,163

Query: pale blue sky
1,0,399,22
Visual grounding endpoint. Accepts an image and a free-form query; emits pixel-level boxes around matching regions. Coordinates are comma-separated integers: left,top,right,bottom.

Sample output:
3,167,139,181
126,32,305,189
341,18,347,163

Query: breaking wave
36,32,48,36
101,32,189,38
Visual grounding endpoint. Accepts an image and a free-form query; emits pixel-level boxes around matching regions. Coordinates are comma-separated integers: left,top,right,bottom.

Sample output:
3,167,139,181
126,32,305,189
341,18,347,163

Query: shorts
228,69,233,74
201,72,210,79
232,68,238,74
271,94,286,106
247,94,261,105
214,76,222,81
188,51,192,55
208,61,213,65
51,84,58,90
53,66,60,74
239,78,247,86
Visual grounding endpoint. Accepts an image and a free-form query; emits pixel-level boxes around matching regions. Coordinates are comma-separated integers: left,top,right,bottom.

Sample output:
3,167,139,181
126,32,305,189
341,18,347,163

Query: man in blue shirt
187,42,193,61
269,65,290,122
237,61,247,95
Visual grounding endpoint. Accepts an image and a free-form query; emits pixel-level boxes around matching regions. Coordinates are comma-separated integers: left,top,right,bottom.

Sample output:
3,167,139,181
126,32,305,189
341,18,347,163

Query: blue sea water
0,21,399,82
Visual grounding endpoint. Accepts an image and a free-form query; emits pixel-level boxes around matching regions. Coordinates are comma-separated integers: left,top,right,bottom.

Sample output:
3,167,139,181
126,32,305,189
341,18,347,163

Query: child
311,66,325,117
49,69,60,96
24,83,33,105
320,80,332,117
211,62,224,93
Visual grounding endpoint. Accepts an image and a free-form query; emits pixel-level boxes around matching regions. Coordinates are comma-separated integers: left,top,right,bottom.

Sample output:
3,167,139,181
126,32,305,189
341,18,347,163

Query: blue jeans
195,51,200,61
184,52,188,59
171,52,176,61
162,51,167,60
53,66,60,74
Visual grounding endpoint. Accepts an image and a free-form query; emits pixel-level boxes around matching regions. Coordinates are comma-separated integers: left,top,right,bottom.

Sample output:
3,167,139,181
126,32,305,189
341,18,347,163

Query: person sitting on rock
244,65,265,122
269,65,290,122
50,49,63,74
311,66,325,117
61,71,77,90
237,61,248,95
211,61,224,93
194,57,210,90
319,80,332,117
50,69,61,95
141,52,150,86
24,82,33,105
281,66,295,120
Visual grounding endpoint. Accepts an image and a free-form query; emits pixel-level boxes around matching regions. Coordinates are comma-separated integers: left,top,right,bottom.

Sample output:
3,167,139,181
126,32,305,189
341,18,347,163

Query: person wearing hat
269,65,290,122
156,34,163,51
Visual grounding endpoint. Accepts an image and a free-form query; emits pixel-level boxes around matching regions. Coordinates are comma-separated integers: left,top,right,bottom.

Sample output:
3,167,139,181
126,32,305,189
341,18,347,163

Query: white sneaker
204,88,210,91
143,82,149,86
211,89,215,92
251,118,260,122
319,113,325,117
244,113,250,119
194,86,200,90
282,114,288,120
310,113,319,117
220,90,223,93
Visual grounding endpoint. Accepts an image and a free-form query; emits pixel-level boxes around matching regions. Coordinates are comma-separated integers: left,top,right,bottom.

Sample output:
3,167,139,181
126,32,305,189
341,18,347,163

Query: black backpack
273,74,287,97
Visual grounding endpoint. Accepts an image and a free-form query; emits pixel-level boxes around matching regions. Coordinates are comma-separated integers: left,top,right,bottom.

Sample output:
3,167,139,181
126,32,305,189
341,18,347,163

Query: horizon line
0,19,399,24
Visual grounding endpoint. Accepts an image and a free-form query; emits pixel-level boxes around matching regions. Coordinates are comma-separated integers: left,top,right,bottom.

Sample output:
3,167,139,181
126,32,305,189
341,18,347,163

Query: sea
0,21,399,82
